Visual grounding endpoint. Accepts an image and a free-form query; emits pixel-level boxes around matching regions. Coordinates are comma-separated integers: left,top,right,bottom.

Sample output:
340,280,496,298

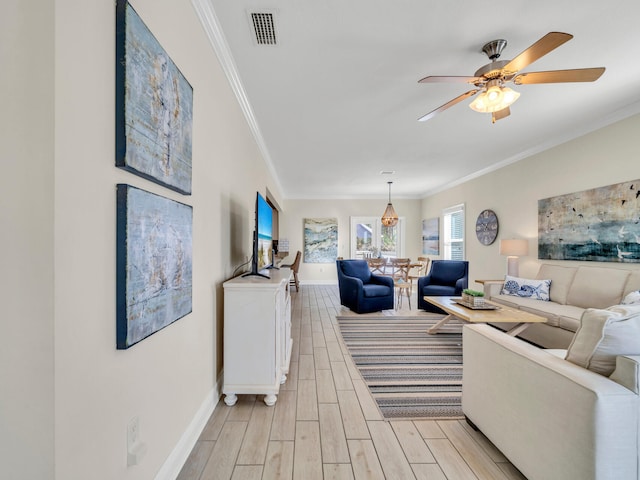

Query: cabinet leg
224,393,238,406
280,374,287,385
264,394,277,406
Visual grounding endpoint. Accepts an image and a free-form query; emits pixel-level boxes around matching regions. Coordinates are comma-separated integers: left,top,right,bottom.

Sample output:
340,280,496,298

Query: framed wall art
538,179,640,262
304,218,338,263
116,0,193,195
422,217,440,255
116,184,193,349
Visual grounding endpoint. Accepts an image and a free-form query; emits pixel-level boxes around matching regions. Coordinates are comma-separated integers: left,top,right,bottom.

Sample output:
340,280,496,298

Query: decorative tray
453,299,499,310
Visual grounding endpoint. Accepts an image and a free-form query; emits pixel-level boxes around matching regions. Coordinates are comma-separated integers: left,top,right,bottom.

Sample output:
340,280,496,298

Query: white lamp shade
499,239,529,256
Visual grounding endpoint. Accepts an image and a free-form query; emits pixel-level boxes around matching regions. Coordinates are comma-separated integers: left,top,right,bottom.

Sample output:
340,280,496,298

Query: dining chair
282,250,301,291
367,257,387,276
390,258,412,309
408,256,431,294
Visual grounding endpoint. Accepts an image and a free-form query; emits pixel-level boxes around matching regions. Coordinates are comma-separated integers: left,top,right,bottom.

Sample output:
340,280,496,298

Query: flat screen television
243,192,274,278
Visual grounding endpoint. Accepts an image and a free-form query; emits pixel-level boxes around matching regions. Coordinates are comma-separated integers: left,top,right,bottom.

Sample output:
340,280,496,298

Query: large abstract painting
538,179,640,262
304,218,338,263
116,0,193,195
117,185,193,349
422,217,440,255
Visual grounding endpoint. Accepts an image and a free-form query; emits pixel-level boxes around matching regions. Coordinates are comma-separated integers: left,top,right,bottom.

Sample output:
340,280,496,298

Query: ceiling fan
417,32,605,123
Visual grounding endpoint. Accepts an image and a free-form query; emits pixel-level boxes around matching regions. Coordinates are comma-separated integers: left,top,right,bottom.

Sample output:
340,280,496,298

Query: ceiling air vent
251,12,277,45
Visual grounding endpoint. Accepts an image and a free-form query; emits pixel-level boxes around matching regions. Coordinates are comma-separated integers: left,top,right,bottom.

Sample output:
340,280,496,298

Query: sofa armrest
482,281,504,298
463,324,638,480
454,277,468,294
610,355,640,394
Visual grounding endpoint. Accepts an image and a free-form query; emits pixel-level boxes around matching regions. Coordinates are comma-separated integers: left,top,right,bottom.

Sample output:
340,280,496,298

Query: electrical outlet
127,416,139,449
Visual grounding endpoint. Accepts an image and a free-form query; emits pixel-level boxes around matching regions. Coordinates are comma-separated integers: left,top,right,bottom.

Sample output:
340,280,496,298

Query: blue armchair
336,260,394,314
417,260,469,313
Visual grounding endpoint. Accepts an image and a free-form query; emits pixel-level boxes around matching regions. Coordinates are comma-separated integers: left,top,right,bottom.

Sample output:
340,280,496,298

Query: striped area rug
336,314,464,420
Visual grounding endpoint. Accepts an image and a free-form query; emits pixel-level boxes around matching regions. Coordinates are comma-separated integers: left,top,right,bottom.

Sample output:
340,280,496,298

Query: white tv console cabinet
222,269,292,406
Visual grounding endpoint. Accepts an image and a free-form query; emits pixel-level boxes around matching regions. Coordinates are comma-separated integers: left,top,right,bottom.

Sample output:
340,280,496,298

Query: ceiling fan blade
513,67,605,85
418,89,478,122
492,107,510,123
418,75,481,84
502,32,573,74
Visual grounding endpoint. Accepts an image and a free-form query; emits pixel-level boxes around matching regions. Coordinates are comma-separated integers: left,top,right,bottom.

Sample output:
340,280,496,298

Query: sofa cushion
491,294,587,332
341,260,371,282
536,264,577,305
565,304,640,375
623,270,640,297
622,290,640,305
429,261,468,287
525,304,583,331
501,275,551,301
557,314,582,333
423,285,457,296
491,295,558,327
566,266,630,309
362,283,391,297
489,294,525,309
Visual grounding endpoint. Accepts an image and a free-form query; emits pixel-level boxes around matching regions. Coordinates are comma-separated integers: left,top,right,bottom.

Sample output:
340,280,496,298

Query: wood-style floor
177,285,527,480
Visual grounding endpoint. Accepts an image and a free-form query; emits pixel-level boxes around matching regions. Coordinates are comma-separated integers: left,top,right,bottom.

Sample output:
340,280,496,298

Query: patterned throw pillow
501,275,551,301
622,290,640,305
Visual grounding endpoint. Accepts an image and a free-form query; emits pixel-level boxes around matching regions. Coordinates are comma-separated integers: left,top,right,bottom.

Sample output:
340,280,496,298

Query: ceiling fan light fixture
381,181,399,227
469,82,520,113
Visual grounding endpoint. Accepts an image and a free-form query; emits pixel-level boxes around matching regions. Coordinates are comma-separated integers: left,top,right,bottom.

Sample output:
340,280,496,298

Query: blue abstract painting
422,217,440,255
538,179,640,263
117,185,193,349
116,0,193,195
304,218,338,263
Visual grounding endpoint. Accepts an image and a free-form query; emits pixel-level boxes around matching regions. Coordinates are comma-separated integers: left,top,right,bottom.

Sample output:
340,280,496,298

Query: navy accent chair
417,260,469,313
336,259,394,314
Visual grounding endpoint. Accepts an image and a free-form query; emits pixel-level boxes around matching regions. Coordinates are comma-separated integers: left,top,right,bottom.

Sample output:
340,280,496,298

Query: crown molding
191,0,284,196
422,101,640,198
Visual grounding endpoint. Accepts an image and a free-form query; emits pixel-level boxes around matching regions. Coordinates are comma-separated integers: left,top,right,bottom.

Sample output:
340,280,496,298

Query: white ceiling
203,0,640,199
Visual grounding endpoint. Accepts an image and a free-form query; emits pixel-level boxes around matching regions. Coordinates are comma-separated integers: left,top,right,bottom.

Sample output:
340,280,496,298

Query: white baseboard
300,280,338,286
154,373,223,480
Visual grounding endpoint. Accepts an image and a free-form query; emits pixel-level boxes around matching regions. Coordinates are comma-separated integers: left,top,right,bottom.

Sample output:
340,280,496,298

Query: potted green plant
462,288,485,306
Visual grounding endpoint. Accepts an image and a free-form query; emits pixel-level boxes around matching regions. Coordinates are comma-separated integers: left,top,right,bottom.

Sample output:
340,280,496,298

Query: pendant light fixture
381,181,398,227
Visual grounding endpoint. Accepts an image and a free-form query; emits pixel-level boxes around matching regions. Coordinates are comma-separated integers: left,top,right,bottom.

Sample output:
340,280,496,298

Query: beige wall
4,1,640,479
281,198,422,283
276,116,640,287
4,0,280,479
421,113,640,288
1,1,55,478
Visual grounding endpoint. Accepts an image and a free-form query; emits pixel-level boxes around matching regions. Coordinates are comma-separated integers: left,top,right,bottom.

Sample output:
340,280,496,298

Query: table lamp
500,239,529,277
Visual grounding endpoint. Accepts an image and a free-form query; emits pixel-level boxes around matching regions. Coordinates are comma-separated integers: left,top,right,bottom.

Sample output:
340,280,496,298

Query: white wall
421,113,640,288
1,1,55,478
1,0,279,479
4,2,640,478
281,198,422,283
283,116,640,286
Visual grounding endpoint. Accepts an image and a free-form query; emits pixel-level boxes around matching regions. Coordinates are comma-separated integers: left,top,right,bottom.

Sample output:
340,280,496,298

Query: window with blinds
443,204,465,260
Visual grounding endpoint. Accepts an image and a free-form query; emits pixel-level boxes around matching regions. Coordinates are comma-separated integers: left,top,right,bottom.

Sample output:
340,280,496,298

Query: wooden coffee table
424,296,546,336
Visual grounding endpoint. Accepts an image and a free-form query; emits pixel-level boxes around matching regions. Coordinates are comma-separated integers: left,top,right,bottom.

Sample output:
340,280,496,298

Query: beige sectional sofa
463,324,640,480
482,263,640,348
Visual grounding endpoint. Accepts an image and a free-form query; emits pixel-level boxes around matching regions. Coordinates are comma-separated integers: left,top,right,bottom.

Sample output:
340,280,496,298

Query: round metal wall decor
475,209,499,245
